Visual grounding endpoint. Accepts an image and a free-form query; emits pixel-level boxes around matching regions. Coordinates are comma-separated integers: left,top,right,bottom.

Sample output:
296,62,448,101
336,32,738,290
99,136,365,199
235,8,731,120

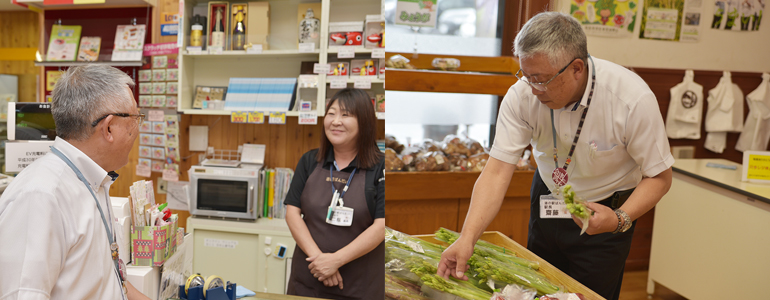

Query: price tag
337,47,355,59
209,46,223,55
376,112,386,119
329,78,347,89
148,110,165,122
162,169,179,182
298,112,317,125
354,77,371,89
298,75,319,88
743,151,770,183
186,47,202,55
298,42,315,53
230,111,248,123
247,111,264,124
136,165,151,177
269,112,286,124
313,63,331,74
246,44,263,54
372,48,385,58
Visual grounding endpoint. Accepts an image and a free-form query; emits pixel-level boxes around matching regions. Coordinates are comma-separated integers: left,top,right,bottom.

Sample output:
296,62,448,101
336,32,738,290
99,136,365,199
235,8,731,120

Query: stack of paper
258,168,294,219
224,77,297,112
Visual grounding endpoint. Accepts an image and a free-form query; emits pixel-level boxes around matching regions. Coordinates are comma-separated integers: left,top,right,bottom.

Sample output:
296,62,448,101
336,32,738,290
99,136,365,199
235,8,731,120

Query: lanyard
330,166,357,200
50,146,125,286
549,55,596,187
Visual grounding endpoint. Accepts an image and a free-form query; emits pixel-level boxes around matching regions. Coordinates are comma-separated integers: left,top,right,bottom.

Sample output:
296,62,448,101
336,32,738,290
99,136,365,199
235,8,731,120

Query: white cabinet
177,0,384,117
187,217,296,294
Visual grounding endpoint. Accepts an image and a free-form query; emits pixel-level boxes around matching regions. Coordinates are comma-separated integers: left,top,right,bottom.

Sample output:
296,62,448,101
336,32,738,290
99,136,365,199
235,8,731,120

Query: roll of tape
203,275,225,297
184,274,204,296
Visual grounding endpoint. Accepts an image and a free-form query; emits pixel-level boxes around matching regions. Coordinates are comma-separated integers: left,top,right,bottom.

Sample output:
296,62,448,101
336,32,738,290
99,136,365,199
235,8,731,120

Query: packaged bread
414,151,451,172
400,147,423,171
419,139,442,152
465,138,486,156
442,135,471,157
385,148,405,171
467,152,490,172
385,135,405,154
447,153,469,171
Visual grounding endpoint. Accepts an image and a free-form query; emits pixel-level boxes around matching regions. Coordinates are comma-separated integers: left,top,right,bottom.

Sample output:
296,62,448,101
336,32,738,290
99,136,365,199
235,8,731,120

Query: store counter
648,159,770,299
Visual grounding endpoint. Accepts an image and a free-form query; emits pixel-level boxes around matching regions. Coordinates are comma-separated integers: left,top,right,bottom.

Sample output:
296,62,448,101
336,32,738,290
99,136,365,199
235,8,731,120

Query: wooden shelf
34,60,143,67
183,49,320,59
14,0,154,11
179,109,308,117
385,69,517,96
385,170,535,201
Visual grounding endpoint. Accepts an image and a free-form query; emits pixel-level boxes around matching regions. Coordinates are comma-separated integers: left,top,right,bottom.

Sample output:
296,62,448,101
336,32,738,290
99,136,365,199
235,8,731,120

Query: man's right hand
437,237,474,280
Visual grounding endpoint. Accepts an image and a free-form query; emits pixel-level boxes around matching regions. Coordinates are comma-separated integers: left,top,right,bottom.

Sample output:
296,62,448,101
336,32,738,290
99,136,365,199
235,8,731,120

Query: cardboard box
248,2,270,50
364,15,384,49
350,59,377,77
131,214,178,266
327,61,349,77
329,22,364,47
207,2,230,49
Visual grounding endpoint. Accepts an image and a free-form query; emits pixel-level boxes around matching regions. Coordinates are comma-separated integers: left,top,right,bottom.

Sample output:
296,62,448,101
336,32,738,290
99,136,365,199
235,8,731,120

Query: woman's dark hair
317,88,382,169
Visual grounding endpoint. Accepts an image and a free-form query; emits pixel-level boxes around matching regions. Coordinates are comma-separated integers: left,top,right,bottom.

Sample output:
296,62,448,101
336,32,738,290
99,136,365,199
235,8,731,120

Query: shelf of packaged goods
325,47,374,54
34,60,143,67
182,49,320,59
325,77,383,84
13,0,155,11
179,109,312,117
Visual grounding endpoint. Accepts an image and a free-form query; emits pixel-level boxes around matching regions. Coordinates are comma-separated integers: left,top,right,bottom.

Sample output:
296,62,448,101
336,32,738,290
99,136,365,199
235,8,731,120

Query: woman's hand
321,271,344,289
307,253,343,281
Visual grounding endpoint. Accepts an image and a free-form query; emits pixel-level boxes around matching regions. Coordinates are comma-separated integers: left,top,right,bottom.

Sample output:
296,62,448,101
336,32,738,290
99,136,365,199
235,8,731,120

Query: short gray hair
51,65,135,141
513,12,589,69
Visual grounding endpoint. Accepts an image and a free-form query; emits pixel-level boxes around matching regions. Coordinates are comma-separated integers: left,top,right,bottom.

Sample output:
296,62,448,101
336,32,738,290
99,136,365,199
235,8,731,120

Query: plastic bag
465,138,486,156
447,153,469,172
432,58,461,71
538,292,587,300
489,284,537,300
419,139,442,152
385,148,405,172
415,151,451,172
442,135,472,157
386,54,415,69
386,135,405,154
467,153,490,172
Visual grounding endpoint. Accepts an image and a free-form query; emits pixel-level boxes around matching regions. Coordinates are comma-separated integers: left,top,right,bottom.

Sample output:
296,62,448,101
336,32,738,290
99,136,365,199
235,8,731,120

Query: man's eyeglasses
515,57,579,92
91,113,146,127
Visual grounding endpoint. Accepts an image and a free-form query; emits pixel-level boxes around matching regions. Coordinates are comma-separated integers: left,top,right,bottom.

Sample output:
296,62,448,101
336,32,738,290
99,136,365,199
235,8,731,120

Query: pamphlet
46,25,82,61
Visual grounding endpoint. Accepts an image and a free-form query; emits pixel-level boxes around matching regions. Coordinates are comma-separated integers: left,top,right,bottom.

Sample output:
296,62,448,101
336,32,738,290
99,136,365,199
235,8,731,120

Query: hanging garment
666,70,704,139
705,71,744,153
736,73,770,152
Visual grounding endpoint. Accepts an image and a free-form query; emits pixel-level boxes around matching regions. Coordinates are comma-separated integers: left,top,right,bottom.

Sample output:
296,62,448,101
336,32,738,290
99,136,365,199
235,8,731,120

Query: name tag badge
540,194,570,219
327,206,354,226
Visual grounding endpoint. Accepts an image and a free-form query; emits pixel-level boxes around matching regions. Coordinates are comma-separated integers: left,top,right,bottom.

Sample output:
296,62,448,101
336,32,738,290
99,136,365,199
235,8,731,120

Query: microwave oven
188,165,261,220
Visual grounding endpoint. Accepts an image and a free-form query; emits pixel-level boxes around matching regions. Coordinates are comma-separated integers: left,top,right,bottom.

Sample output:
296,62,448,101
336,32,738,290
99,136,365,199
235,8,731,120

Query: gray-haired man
0,65,150,300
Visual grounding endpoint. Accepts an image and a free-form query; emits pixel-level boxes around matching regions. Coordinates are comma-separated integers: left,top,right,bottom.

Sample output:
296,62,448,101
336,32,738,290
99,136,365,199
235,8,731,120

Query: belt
597,188,635,209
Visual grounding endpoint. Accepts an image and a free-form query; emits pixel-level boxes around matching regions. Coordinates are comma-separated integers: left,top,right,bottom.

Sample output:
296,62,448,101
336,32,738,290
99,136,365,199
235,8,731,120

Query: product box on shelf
364,15,384,48
327,61,350,77
379,58,385,79
46,25,82,61
350,59,377,77
247,2,270,50
207,2,230,50
329,22,364,47
131,214,178,267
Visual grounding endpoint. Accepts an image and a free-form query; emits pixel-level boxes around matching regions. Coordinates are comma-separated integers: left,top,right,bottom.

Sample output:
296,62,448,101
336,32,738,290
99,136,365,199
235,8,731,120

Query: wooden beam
385,69,517,96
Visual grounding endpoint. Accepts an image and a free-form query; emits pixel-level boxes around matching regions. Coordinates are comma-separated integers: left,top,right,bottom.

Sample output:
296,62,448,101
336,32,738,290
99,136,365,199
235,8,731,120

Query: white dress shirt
736,73,770,152
666,70,704,139
705,71,744,153
0,137,125,300
491,57,675,201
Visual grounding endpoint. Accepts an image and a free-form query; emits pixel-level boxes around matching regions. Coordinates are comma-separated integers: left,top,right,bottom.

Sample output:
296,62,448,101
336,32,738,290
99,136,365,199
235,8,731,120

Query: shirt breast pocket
575,141,631,178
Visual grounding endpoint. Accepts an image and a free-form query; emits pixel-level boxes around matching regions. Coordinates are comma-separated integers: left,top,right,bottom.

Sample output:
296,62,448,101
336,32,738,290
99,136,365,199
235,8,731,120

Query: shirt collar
323,148,359,171
572,56,595,112
53,137,112,191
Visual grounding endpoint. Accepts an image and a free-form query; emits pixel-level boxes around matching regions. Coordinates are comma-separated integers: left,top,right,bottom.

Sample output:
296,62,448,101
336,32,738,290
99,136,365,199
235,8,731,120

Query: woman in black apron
284,88,385,299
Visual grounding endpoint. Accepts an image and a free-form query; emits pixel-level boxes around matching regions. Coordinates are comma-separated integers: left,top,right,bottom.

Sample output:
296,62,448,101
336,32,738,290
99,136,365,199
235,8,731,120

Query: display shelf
179,109,305,117
14,0,155,11
34,60,143,67
325,47,374,54
326,77,383,84
182,49,320,59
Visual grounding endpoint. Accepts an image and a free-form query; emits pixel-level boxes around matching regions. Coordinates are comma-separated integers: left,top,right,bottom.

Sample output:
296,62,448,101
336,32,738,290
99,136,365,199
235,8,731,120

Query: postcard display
138,43,181,176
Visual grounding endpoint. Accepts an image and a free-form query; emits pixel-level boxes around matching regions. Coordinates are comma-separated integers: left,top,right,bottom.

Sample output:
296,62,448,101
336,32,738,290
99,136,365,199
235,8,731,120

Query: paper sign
162,169,179,182
298,75,319,88
247,111,264,124
148,110,165,121
187,47,202,55
313,63,331,74
337,47,355,58
269,112,286,124
209,46,223,55
231,111,248,123
5,141,54,173
143,42,179,56
330,78,347,89
354,77,371,89
136,165,151,177
743,151,770,183
46,71,64,92
299,112,317,125
160,14,179,36
372,48,386,58
298,43,315,53
165,181,190,211
246,44,263,54
395,0,438,28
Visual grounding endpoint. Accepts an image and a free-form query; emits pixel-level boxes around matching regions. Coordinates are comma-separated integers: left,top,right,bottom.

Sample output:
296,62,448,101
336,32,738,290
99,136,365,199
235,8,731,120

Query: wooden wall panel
0,11,40,103
458,196,531,246
385,199,460,236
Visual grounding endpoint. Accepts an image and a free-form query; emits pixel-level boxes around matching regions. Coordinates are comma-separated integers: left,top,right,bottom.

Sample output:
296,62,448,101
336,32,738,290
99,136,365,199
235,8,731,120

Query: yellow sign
247,112,264,124
746,153,770,181
46,71,64,91
269,112,286,125
230,111,248,123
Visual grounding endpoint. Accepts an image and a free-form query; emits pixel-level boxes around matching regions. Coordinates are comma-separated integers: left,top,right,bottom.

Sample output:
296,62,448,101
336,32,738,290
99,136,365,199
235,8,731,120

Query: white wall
555,0,770,73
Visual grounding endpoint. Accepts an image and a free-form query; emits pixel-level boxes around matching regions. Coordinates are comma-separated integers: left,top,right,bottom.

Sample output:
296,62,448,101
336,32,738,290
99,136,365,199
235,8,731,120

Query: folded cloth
236,285,256,298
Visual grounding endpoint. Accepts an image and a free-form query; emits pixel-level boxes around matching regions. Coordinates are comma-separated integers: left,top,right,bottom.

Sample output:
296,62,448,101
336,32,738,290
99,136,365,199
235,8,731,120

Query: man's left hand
571,202,617,235
307,253,342,281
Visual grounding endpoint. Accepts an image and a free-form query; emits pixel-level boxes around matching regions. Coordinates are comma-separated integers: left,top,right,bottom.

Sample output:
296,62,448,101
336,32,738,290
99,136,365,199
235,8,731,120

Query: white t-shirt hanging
736,73,770,152
705,71,744,153
666,70,703,139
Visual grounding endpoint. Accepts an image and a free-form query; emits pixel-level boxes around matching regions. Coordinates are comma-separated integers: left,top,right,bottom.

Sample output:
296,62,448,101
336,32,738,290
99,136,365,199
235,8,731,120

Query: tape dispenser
179,273,236,300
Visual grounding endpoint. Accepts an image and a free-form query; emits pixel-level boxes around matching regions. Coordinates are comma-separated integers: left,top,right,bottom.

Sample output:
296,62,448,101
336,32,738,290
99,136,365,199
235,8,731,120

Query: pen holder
131,214,178,266
177,282,236,300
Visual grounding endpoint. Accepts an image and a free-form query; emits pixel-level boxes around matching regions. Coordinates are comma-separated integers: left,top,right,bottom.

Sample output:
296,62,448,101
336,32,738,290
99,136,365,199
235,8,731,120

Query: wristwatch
613,209,632,234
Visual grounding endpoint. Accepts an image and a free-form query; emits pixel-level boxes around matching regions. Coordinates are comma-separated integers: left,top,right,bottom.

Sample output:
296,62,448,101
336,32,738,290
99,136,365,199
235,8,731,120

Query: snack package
386,54,415,69
465,138,486,156
385,148,405,172
419,139,442,152
467,152,490,172
414,151,450,172
400,147,423,171
442,135,471,157
385,135,405,154
432,58,460,71
447,153,469,172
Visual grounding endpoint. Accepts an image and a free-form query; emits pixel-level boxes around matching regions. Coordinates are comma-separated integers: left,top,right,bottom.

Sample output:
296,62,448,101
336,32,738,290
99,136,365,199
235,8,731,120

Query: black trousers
527,170,636,300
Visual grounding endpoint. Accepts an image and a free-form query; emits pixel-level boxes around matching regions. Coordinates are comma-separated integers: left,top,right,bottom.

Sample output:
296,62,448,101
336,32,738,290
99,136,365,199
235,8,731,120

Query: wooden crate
415,231,605,300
